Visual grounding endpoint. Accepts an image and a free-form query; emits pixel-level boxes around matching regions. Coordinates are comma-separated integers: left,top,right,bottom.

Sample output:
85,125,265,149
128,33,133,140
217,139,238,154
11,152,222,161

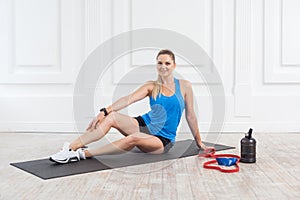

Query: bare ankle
84,150,92,158
69,141,83,151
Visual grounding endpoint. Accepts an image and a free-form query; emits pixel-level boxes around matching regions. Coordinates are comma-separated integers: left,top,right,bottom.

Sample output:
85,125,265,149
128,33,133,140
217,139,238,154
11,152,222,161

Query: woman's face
156,54,176,78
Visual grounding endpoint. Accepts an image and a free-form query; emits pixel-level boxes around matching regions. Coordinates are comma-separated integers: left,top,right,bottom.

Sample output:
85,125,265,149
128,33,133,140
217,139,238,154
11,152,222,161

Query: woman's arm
87,81,153,130
106,81,154,113
184,80,207,149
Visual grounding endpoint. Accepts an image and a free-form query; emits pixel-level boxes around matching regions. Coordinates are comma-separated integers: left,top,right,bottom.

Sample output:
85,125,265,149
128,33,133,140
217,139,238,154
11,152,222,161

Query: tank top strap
174,78,185,109
174,78,181,94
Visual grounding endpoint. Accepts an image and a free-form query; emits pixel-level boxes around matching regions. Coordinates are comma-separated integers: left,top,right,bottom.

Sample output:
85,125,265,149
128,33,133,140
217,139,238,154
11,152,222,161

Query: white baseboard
0,122,76,132
0,122,299,133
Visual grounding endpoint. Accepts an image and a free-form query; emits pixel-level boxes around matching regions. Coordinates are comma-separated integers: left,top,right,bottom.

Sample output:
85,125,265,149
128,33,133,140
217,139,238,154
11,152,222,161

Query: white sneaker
77,148,86,160
49,142,80,164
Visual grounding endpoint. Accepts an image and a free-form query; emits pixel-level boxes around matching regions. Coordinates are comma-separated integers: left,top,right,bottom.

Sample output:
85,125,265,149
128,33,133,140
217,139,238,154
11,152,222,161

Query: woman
50,49,207,164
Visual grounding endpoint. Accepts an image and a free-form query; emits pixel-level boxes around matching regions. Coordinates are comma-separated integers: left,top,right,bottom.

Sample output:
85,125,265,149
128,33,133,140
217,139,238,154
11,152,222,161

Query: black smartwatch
100,108,109,116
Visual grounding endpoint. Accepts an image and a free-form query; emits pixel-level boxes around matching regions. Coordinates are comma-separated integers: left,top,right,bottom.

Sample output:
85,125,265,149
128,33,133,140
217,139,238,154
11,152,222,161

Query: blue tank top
141,78,185,143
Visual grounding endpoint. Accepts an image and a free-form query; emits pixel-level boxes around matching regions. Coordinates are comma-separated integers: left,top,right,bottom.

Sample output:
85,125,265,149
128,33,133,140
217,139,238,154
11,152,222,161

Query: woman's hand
86,112,105,131
197,141,207,150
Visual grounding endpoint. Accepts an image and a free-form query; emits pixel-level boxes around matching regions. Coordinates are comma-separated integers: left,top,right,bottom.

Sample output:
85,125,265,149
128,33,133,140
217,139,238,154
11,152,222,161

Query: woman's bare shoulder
144,80,155,86
178,79,192,88
145,80,155,84
178,79,193,98
142,80,155,90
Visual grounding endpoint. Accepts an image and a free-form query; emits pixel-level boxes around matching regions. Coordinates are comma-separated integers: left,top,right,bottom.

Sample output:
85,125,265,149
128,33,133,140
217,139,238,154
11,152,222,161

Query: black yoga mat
10,140,234,180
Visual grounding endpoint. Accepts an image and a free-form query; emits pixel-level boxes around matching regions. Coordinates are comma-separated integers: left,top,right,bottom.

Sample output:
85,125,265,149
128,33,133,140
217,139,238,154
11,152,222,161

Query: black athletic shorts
134,116,174,153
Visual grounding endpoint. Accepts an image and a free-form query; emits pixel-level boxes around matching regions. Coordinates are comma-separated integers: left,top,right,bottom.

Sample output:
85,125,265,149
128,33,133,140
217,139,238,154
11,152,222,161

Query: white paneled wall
0,0,83,131
0,0,299,132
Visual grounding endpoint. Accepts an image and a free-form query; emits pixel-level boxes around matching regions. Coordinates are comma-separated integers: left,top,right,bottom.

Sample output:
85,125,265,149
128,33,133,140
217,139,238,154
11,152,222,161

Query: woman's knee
102,112,139,136
125,134,140,146
103,111,117,126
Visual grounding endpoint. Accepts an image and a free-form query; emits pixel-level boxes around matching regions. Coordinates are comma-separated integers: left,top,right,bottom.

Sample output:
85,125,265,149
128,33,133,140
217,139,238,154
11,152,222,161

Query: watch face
100,108,108,116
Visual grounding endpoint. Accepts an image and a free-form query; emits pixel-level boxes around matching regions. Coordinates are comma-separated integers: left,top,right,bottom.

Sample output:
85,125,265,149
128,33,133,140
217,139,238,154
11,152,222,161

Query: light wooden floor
0,132,299,200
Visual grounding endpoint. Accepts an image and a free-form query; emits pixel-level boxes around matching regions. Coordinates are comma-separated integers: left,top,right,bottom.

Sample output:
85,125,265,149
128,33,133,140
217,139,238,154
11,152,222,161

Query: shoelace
198,147,240,173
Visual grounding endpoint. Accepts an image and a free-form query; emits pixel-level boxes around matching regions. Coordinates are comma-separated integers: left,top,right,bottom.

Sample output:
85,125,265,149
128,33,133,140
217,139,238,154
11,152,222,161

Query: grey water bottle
240,128,256,163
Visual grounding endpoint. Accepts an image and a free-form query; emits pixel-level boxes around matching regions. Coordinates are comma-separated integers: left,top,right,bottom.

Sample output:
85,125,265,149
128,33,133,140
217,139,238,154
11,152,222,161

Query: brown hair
156,49,175,63
152,49,176,100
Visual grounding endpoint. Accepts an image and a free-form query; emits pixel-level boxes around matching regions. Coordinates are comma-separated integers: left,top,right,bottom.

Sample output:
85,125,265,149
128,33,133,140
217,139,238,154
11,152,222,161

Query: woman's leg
69,111,140,151
85,132,164,157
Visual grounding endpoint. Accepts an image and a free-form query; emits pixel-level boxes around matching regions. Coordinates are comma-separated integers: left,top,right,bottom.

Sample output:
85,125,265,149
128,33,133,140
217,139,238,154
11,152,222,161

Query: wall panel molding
281,0,300,65
0,0,83,84
264,0,300,83
112,0,217,85
0,0,84,131
13,0,61,71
